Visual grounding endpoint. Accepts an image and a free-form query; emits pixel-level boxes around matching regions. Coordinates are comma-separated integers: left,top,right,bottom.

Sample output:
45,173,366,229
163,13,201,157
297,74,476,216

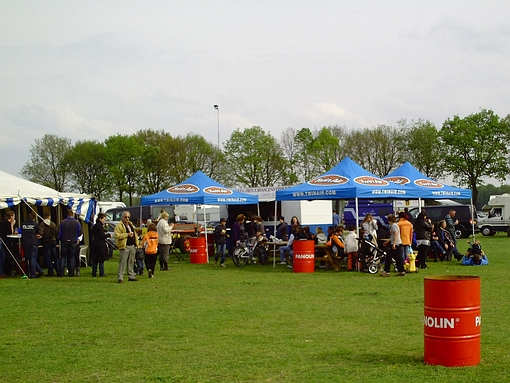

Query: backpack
144,237,158,255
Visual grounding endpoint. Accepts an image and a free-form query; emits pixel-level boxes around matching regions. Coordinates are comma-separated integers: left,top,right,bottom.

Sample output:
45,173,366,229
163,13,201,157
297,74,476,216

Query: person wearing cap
214,218,228,267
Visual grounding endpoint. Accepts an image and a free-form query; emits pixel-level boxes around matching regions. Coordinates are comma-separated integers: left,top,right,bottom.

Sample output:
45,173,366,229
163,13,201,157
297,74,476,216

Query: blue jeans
24,244,43,278
0,241,6,276
279,246,293,263
92,262,105,277
215,243,226,264
61,242,77,276
43,243,61,276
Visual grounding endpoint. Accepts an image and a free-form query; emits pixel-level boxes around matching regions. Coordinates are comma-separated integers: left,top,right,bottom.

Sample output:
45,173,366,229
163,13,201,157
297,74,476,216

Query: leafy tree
313,127,343,173
439,109,510,204
344,125,405,177
64,140,112,199
178,134,225,183
105,134,143,205
21,134,72,191
399,119,445,180
134,129,174,195
293,128,319,182
223,126,288,187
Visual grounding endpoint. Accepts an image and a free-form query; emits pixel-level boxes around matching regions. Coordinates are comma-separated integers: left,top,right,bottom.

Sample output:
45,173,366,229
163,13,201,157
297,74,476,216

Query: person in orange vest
397,211,413,264
141,223,158,278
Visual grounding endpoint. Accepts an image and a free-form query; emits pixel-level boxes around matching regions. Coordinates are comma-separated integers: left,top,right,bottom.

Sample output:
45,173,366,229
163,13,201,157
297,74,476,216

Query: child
141,223,158,278
344,225,358,271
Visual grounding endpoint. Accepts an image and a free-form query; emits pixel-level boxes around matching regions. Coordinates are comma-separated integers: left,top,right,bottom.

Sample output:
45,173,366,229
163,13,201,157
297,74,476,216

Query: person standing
414,211,432,269
21,212,44,279
275,216,288,241
156,211,174,271
332,210,340,226
397,212,413,263
115,211,139,282
381,214,405,277
361,214,378,241
0,211,16,278
141,223,158,278
90,213,111,277
445,210,461,260
58,210,83,277
214,218,228,267
344,225,358,271
39,212,61,276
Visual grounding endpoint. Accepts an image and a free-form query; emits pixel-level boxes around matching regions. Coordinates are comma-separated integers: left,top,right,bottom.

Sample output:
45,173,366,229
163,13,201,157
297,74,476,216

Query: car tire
481,226,493,236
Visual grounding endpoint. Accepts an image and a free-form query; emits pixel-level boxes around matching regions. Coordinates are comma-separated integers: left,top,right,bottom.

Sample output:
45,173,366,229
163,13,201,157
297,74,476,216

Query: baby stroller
357,234,388,274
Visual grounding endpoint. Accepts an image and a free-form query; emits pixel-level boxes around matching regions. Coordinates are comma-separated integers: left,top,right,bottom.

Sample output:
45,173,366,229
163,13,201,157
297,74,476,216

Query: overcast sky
1,1,509,181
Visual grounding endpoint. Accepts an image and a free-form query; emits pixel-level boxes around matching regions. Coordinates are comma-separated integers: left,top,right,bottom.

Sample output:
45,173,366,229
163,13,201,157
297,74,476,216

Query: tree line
21,109,510,207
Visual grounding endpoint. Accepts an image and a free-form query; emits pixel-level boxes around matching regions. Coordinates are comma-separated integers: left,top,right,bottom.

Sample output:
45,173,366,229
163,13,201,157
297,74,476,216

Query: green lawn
1,235,509,382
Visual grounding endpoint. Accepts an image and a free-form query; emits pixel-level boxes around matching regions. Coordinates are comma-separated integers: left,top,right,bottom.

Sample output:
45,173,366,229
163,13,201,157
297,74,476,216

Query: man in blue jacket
58,210,83,277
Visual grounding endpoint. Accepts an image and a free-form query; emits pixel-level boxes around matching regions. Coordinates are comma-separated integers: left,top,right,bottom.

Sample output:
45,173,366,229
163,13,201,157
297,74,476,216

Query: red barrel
424,275,481,367
293,240,315,273
189,237,208,264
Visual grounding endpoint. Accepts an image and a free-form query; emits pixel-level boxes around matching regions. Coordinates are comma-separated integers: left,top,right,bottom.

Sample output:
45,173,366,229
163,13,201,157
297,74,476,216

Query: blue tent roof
276,157,420,201
140,171,258,206
384,162,472,199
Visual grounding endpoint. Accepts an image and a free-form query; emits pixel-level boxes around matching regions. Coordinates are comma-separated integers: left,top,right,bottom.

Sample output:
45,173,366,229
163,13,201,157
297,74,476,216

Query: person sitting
327,225,345,261
279,224,299,267
297,225,314,241
315,227,327,244
437,220,455,261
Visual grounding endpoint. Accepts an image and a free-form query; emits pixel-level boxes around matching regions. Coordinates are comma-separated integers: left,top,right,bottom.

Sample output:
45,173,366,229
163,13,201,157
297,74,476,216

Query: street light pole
213,105,219,148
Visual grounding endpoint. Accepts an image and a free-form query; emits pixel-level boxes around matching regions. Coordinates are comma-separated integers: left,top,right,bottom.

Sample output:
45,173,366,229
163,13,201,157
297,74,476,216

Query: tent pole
273,199,277,269
355,197,359,235
205,206,209,263
471,198,475,240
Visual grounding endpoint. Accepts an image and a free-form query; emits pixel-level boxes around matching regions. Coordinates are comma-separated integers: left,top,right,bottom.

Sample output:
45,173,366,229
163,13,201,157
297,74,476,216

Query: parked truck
478,194,510,236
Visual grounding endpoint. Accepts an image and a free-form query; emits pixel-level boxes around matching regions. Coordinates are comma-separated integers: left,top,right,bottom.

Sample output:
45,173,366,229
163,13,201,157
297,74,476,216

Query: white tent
0,170,62,209
0,170,96,223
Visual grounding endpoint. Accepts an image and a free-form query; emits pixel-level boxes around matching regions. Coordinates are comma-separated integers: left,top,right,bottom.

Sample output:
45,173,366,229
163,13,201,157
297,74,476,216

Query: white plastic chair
79,245,89,268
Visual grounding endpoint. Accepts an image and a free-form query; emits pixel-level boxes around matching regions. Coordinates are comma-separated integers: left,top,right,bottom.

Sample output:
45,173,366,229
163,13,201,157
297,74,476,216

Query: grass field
1,235,509,383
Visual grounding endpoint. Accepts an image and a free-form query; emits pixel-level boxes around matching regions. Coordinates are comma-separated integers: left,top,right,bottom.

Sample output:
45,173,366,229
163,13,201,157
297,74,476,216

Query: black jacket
414,217,432,241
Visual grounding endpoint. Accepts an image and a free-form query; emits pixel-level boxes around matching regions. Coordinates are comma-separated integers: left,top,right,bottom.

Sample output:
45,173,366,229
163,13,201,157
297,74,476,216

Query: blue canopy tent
275,157,421,236
140,171,258,206
384,162,475,237
384,162,472,200
140,171,258,260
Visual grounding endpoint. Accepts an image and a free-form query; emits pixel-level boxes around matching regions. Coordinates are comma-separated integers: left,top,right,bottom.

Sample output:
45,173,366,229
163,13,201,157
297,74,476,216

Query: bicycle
232,236,268,267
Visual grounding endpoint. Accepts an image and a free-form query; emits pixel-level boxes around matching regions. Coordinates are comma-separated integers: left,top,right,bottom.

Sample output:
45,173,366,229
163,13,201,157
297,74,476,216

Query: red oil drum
189,237,208,264
292,240,315,273
424,275,481,366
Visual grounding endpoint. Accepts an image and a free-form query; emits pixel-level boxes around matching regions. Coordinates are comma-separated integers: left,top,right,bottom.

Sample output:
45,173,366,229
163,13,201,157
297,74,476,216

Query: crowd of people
0,206,484,280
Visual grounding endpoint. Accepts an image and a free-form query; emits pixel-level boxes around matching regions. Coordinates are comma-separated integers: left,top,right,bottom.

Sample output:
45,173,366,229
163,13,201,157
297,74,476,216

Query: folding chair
79,245,90,268
171,233,185,261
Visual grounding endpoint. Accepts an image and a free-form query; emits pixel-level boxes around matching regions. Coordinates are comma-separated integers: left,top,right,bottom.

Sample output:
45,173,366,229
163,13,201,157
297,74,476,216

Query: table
314,244,338,271
7,234,25,274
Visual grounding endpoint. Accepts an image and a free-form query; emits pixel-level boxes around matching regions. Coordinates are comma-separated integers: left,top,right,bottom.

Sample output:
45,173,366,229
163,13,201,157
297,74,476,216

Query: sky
1,1,510,181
